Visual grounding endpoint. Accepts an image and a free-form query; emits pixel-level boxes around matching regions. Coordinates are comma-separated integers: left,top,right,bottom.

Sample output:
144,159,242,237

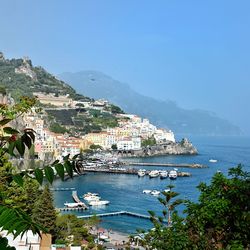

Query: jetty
72,191,88,210
77,211,151,220
50,187,76,191
126,162,206,168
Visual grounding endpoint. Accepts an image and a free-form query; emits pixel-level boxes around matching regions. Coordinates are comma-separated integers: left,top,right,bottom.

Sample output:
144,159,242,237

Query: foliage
31,185,57,236
89,144,103,150
111,144,117,150
140,165,250,250
141,136,156,147
0,95,79,249
49,122,68,134
55,214,94,246
109,104,124,114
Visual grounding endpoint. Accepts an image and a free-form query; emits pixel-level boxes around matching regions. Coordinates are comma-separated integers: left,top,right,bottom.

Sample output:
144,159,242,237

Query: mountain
59,71,242,136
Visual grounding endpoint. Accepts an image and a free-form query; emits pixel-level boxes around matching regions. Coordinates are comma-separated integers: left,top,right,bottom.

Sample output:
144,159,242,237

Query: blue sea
52,136,250,234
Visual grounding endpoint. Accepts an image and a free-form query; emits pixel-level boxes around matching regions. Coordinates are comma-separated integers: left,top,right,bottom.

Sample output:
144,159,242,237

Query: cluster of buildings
24,111,175,161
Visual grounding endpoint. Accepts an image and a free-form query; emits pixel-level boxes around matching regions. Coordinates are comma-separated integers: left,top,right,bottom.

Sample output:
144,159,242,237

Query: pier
72,191,88,210
50,187,76,191
77,211,151,220
126,162,206,168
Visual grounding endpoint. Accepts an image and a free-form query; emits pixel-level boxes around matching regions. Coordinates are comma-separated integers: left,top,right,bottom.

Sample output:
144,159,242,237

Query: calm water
53,136,250,234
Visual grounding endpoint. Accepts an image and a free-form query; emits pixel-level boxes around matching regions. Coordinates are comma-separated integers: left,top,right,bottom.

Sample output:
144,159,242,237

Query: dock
125,162,206,168
50,187,76,191
72,191,88,210
77,210,151,220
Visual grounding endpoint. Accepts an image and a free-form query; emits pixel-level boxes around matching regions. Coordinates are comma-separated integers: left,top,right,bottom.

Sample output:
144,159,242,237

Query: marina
71,191,88,210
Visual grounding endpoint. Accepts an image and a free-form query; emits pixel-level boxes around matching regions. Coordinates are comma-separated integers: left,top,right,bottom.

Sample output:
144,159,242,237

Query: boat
64,202,80,208
160,171,168,179
148,170,159,178
163,188,170,193
138,169,146,177
83,192,99,198
169,170,177,180
151,190,160,196
209,159,218,163
143,189,152,194
89,200,110,206
84,195,101,202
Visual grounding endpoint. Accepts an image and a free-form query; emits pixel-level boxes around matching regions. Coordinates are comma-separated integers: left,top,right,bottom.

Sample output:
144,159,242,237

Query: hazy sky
1,0,249,134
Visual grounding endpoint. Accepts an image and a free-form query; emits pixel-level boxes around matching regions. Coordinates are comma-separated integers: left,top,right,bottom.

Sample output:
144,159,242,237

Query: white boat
84,195,101,202
163,188,170,193
83,192,99,198
169,170,177,180
151,190,160,196
89,200,110,206
143,189,152,194
138,169,146,177
64,203,79,208
160,171,168,179
149,170,159,178
209,159,218,163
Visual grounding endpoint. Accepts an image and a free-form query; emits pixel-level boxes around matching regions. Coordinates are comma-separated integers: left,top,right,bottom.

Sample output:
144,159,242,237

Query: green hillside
0,53,121,135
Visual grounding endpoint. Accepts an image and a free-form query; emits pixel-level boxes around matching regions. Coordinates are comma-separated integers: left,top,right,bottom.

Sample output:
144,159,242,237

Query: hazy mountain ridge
59,71,242,136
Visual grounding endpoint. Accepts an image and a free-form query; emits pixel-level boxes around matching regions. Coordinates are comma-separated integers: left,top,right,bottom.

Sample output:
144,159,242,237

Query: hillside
0,53,122,135
59,70,242,136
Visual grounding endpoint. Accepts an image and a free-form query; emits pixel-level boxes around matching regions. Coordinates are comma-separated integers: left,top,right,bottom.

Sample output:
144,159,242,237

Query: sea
53,136,250,234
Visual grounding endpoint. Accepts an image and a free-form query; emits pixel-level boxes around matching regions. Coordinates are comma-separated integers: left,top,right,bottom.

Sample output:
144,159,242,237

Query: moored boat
143,189,152,194
149,170,159,178
89,200,110,206
160,171,168,179
169,170,177,180
151,190,160,196
138,169,146,177
64,202,80,208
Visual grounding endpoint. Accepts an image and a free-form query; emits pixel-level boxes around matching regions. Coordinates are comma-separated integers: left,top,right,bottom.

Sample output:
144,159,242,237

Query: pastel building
117,137,141,150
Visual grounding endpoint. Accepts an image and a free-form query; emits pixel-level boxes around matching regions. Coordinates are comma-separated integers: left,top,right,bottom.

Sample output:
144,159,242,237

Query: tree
140,165,250,250
31,185,57,237
111,144,117,150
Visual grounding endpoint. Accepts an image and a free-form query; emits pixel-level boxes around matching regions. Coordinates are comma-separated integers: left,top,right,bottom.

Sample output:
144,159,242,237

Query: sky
0,0,250,134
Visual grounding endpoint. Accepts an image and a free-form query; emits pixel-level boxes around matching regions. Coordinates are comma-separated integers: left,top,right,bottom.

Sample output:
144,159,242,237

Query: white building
154,129,175,144
117,137,141,150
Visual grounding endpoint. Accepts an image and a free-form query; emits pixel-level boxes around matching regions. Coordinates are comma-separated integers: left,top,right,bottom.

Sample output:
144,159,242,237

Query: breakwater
125,162,206,168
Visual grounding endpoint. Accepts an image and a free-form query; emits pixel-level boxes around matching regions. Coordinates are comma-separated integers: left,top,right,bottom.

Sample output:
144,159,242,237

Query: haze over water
53,136,250,233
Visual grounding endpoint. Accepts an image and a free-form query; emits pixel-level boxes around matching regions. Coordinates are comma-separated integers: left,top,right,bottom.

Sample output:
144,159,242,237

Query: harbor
125,162,206,168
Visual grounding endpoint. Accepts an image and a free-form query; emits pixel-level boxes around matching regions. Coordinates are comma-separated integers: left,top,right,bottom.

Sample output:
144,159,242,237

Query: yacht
169,170,178,180
89,200,110,206
149,170,159,178
84,195,101,202
143,189,152,194
151,190,160,196
163,188,170,193
160,171,168,179
138,169,146,177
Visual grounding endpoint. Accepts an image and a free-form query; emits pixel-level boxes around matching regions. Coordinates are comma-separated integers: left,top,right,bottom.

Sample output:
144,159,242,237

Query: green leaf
64,160,73,178
52,160,59,165
55,163,64,181
34,168,43,185
21,134,32,149
0,119,12,126
44,166,54,184
12,174,24,187
7,142,16,156
3,127,19,134
15,139,25,156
